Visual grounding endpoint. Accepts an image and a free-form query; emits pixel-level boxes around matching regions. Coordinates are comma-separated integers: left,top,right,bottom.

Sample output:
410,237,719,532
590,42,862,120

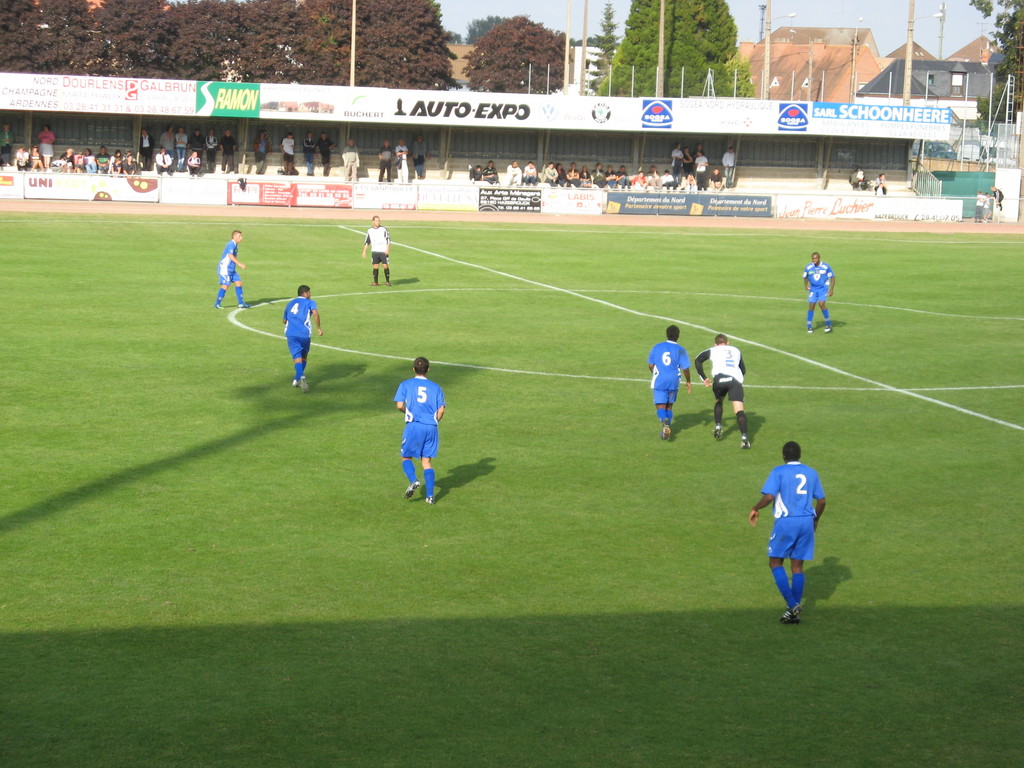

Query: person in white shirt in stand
395,139,410,183
506,160,523,186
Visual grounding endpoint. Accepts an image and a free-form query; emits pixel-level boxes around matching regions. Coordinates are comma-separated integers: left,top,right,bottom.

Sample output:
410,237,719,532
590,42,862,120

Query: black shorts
371,252,389,266
712,375,745,402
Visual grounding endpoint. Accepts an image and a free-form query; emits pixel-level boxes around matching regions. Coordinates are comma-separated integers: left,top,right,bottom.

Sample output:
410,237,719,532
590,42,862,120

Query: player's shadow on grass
681,409,765,442
802,556,853,610
384,277,421,287
245,297,293,307
441,457,497,494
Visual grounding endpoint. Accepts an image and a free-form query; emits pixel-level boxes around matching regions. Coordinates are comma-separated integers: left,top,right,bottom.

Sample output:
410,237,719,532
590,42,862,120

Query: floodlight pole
902,0,915,106
563,0,572,94
656,0,665,97
349,0,357,87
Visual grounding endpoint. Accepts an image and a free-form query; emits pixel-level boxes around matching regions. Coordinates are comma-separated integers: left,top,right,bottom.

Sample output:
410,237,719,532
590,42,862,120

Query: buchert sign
778,103,810,132
641,99,673,129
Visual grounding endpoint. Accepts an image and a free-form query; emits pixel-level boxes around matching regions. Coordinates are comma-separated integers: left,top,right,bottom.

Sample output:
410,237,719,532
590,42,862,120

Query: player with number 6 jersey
647,324,692,440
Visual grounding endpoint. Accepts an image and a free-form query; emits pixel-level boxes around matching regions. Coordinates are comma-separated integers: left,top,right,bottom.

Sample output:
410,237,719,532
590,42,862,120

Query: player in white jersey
694,334,751,449
361,215,391,286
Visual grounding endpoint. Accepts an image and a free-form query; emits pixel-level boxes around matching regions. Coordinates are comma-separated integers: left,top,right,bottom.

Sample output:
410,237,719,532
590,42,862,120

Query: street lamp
760,2,797,100
903,2,944,106
789,29,814,101
850,16,863,102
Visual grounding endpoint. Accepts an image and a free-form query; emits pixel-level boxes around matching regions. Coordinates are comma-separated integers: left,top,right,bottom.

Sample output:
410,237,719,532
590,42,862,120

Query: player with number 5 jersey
394,357,446,505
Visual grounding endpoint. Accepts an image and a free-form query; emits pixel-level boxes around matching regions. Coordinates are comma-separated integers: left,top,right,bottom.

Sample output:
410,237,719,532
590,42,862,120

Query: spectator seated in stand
469,164,483,183
481,160,499,184
874,173,887,196
850,168,869,191
579,165,592,188
56,147,76,172
661,169,678,190
604,166,619,188
684,173,698,193
109,151,123,175
30,145,44,171
646,165,662,191
506,160,523,185
615,165,631,189
95,146,110,174
541,162,558,186
522,161,538,185
83,149,97,174
565,162,581,187
593,163,607,188
708,167,725,191
16,146,30,171
155,147,174,175
123,150,140,175
630,168,648,189
186,150,203,177
555,163,569,187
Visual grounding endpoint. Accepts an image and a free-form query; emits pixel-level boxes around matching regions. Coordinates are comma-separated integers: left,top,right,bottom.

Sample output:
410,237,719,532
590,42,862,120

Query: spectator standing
681,145,694,178
138,128,154,171
252,130,269,174
302,131,317,176
411,134,427,180
0,122,13,167
394,357,446,506
204,129,219,173
670,142,684,185
174,126,188,171
395,138,409,183
219,129,237,173
188,128,205,163
340,137,357,181
990,185,1004,222
506,160,523,185
37,124,55,169
722,145,737,188
378,139,393,182
159,125,175,155
694,149,709,191
748,441,826,624
281,131,296,175
318,132,336,177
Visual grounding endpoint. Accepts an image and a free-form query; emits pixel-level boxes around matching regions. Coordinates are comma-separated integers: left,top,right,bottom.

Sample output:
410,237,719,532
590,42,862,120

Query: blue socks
216,288,226,304
424,468,435,497
806,309,814,327
402,459,417,484
772,566,798,608
791,572,805,604
235,286,245,303
294,362,304,380
822,309,831,326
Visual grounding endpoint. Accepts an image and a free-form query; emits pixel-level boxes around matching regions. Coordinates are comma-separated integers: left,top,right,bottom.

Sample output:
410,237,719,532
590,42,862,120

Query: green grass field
1,212,1021,767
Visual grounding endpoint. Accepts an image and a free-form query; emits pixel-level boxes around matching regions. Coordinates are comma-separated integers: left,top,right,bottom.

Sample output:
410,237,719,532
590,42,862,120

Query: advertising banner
224,179,354,207
541,187,604,215
352,183,417,210
478,187,542,213
416,184,479,212
160,175,229,205
0,73,195,115
606,192,772,217
776,194,962,222
22,173,159,202
0,173,24,199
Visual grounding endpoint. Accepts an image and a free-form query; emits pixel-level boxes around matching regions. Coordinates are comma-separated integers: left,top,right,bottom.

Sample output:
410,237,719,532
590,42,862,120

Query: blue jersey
803,261,833,289
283,296,317,338
218,240,239,277
394,376,445,425
761,462,825,519
648,340,689,390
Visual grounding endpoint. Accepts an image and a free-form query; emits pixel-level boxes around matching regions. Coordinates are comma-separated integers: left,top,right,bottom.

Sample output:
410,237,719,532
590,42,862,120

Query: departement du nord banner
606,192,772,217
0,73,952,141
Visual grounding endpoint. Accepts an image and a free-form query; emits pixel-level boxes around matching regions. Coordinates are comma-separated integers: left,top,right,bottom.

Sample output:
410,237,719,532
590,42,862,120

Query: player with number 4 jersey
282,285,323,392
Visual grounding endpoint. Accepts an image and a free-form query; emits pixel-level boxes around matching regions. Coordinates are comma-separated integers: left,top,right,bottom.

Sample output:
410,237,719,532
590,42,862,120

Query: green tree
0,0,45,73
589,1,619,95
722,51,755,98
466,15,508,44
970,0,1023,111
612,0,739,97
464,16,564,93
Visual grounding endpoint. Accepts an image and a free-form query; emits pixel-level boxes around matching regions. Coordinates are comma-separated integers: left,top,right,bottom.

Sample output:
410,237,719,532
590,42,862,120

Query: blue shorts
767,516,815,560
808,286,829,304
219,270,240,285
401,422,439,459
286,335,311,360
652,388,678,405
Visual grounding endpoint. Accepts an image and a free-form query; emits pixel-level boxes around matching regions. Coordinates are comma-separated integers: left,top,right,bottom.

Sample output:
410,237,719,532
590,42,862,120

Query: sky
437,0,992,61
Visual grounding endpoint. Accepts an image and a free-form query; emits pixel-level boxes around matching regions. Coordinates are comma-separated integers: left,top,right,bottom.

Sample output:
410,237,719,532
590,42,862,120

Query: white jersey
705,344,744,383
364,225,390,253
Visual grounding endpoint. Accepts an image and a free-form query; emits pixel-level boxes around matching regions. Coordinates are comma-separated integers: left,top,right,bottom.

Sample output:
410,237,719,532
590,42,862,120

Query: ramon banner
605,191,772,217
775,194,962,222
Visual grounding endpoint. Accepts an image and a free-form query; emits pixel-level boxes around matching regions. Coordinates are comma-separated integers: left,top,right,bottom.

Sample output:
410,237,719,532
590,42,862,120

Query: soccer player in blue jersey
283,285,323,392
214,230,249,309
803,251,835,333
648,324,692,440
749,441,826,624
394,357,446,505
361,215,391,286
